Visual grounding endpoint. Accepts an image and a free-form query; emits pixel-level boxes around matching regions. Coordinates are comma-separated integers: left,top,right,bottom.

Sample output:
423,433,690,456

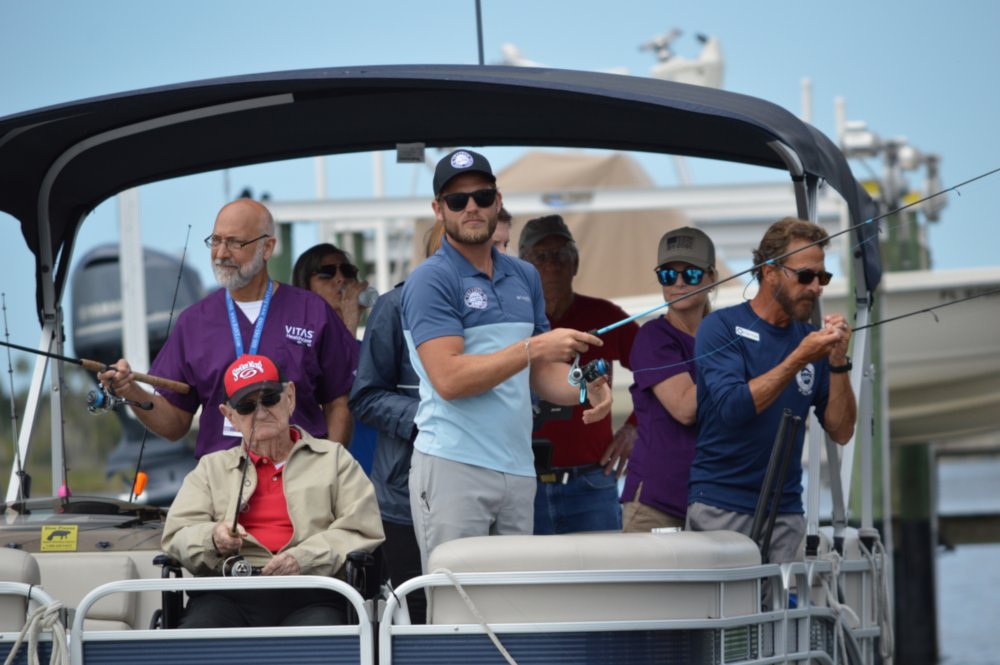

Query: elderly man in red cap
162,354,384,628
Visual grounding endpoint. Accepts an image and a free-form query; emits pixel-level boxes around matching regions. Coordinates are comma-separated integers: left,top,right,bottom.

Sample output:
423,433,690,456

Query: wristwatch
829,357,852,374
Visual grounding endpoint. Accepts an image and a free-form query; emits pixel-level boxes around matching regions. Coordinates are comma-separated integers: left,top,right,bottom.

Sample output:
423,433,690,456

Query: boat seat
36,553,138,631
425,530,762,624
0,548,42,632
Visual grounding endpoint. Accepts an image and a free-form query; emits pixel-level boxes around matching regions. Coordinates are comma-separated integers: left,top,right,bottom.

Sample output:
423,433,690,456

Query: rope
3,601,69,665
859,534,895,662
432,568,518,665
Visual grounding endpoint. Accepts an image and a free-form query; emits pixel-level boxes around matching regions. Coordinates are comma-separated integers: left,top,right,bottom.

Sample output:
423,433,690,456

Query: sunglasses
777,264,833,286
440,188,498,212
232,390,282,416
314,263,359,280
655,266,705,286
526,246,576,267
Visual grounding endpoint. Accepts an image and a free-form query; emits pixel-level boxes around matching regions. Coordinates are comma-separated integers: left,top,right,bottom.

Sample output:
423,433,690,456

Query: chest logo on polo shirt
285,325,315,347
796,363,815,396
464,287,488,310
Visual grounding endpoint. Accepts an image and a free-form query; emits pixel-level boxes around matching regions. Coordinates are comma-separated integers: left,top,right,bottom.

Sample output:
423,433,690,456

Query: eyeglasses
655,266,705,286
232,389,283,416
440,188,498,212
526,246,576,267
777,264,833,286
314,263,359,280
204,234,271,252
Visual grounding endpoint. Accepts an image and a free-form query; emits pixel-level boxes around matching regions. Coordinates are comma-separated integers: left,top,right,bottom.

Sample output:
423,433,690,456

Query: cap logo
667,235,695,250
231,359,264,382
451,151,474,169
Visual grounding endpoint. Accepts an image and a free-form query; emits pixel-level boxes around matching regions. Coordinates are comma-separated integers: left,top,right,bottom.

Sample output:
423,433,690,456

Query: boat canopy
0,64,879,319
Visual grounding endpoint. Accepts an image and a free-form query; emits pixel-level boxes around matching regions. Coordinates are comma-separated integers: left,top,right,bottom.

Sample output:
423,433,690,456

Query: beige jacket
162,427,384,577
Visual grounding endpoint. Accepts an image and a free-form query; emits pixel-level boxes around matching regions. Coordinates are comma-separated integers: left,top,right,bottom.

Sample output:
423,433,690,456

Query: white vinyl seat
36,553,138,631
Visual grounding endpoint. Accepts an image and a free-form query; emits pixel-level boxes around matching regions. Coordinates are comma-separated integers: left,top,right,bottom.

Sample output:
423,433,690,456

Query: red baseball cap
224,354,284,405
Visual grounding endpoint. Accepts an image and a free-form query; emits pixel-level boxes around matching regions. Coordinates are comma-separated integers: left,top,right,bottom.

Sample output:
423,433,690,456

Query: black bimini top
0,64,879,316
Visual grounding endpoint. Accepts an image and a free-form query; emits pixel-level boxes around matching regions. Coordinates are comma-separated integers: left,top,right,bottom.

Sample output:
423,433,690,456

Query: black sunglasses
440,188,497,212
315,263,359,280
232,390,282,416
777,264,833,286
655,266,705,287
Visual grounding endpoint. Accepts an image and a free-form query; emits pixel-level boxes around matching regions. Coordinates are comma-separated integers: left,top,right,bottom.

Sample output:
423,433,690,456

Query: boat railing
69,575,373,665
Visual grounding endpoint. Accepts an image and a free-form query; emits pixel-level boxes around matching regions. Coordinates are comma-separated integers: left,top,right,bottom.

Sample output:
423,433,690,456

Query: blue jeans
533,467,622,535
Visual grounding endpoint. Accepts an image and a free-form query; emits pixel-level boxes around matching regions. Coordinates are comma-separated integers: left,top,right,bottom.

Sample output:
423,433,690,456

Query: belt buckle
538,473,557,484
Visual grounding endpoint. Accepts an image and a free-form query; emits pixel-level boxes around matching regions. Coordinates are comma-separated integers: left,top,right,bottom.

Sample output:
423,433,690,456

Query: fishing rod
2,293,29,503
128,224,192,503
225,391,263,578
592,165,1000,337
854,285,1000,332
0,339,190,396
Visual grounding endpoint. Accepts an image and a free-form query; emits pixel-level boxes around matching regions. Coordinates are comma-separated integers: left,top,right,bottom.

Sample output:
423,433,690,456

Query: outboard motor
71,244,204,505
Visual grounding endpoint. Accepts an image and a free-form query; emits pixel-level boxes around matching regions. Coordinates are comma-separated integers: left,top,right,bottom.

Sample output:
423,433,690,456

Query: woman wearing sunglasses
292,243,371,338
621,226,717,532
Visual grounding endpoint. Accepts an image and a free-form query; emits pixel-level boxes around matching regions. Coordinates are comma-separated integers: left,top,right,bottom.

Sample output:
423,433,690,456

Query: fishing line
595,164,1000,337
128,224,192,504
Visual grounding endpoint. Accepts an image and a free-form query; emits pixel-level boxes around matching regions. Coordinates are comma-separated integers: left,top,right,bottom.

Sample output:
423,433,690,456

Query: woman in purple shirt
621,227,717,531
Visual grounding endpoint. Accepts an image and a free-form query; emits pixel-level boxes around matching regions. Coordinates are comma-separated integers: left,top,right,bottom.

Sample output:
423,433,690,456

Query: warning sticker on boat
40,525,78,552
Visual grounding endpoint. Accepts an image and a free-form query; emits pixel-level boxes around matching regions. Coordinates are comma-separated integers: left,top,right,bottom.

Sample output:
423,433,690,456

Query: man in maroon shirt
519,215,639,533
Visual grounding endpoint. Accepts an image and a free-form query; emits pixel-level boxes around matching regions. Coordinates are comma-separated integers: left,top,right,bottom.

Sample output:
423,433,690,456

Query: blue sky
2,0,999,365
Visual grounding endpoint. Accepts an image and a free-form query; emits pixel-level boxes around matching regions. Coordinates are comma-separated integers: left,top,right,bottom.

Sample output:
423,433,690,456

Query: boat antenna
128,224,192,503
2,293,28,504
474,0,485,65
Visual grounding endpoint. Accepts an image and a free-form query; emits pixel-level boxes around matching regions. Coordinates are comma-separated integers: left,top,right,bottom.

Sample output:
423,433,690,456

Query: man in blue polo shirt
401,149,612,571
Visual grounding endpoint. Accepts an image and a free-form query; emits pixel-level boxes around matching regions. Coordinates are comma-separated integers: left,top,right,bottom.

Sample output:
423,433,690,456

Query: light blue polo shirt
401,237,549,476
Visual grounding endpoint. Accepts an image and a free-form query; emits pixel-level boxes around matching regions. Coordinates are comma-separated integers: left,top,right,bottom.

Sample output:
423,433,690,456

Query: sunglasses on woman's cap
440,188,498,212
655,266,705,287
777,264,833,286
315,263,359,280
232,389,283,416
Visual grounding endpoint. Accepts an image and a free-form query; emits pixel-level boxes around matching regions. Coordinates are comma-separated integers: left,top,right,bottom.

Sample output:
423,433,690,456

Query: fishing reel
223,555,261,577
567,356,610,404
86,384,153,415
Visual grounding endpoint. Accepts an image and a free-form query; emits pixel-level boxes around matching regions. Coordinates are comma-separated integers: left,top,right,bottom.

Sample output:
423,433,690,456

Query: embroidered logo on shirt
796,363,816,396
285,325,315,347
516,294,531,303
735,326,760,342
464,287,488,310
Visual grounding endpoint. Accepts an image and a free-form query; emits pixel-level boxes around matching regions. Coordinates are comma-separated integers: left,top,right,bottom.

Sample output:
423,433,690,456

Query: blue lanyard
226,279,273,357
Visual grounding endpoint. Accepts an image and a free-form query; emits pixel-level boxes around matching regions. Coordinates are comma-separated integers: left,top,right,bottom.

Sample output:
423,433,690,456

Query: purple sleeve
629,320,693,392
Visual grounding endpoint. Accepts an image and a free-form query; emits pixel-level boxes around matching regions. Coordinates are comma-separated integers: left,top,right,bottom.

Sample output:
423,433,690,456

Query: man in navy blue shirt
401,149,612,571
687,217,856,565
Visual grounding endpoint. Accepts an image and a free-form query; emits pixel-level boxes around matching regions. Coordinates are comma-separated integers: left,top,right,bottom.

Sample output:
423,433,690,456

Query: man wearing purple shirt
100,199,358,458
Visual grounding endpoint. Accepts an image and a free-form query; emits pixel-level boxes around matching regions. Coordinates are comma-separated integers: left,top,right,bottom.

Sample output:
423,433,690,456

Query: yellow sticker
40,525,78,552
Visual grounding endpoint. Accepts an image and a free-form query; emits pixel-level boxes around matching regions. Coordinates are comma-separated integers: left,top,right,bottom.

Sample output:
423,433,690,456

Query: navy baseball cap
433,149,496,195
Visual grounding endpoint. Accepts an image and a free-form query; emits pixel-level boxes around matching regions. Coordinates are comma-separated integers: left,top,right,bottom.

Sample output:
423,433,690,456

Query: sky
2,0,999,371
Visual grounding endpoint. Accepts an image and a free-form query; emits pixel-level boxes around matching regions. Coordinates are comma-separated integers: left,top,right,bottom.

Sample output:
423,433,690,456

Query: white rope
3,600,69,665
432,568,518,665
817,550,863,663
859,535,894,662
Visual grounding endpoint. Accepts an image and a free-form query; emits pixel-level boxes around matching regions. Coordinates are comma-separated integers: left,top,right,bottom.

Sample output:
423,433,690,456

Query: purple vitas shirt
150,284,358,458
